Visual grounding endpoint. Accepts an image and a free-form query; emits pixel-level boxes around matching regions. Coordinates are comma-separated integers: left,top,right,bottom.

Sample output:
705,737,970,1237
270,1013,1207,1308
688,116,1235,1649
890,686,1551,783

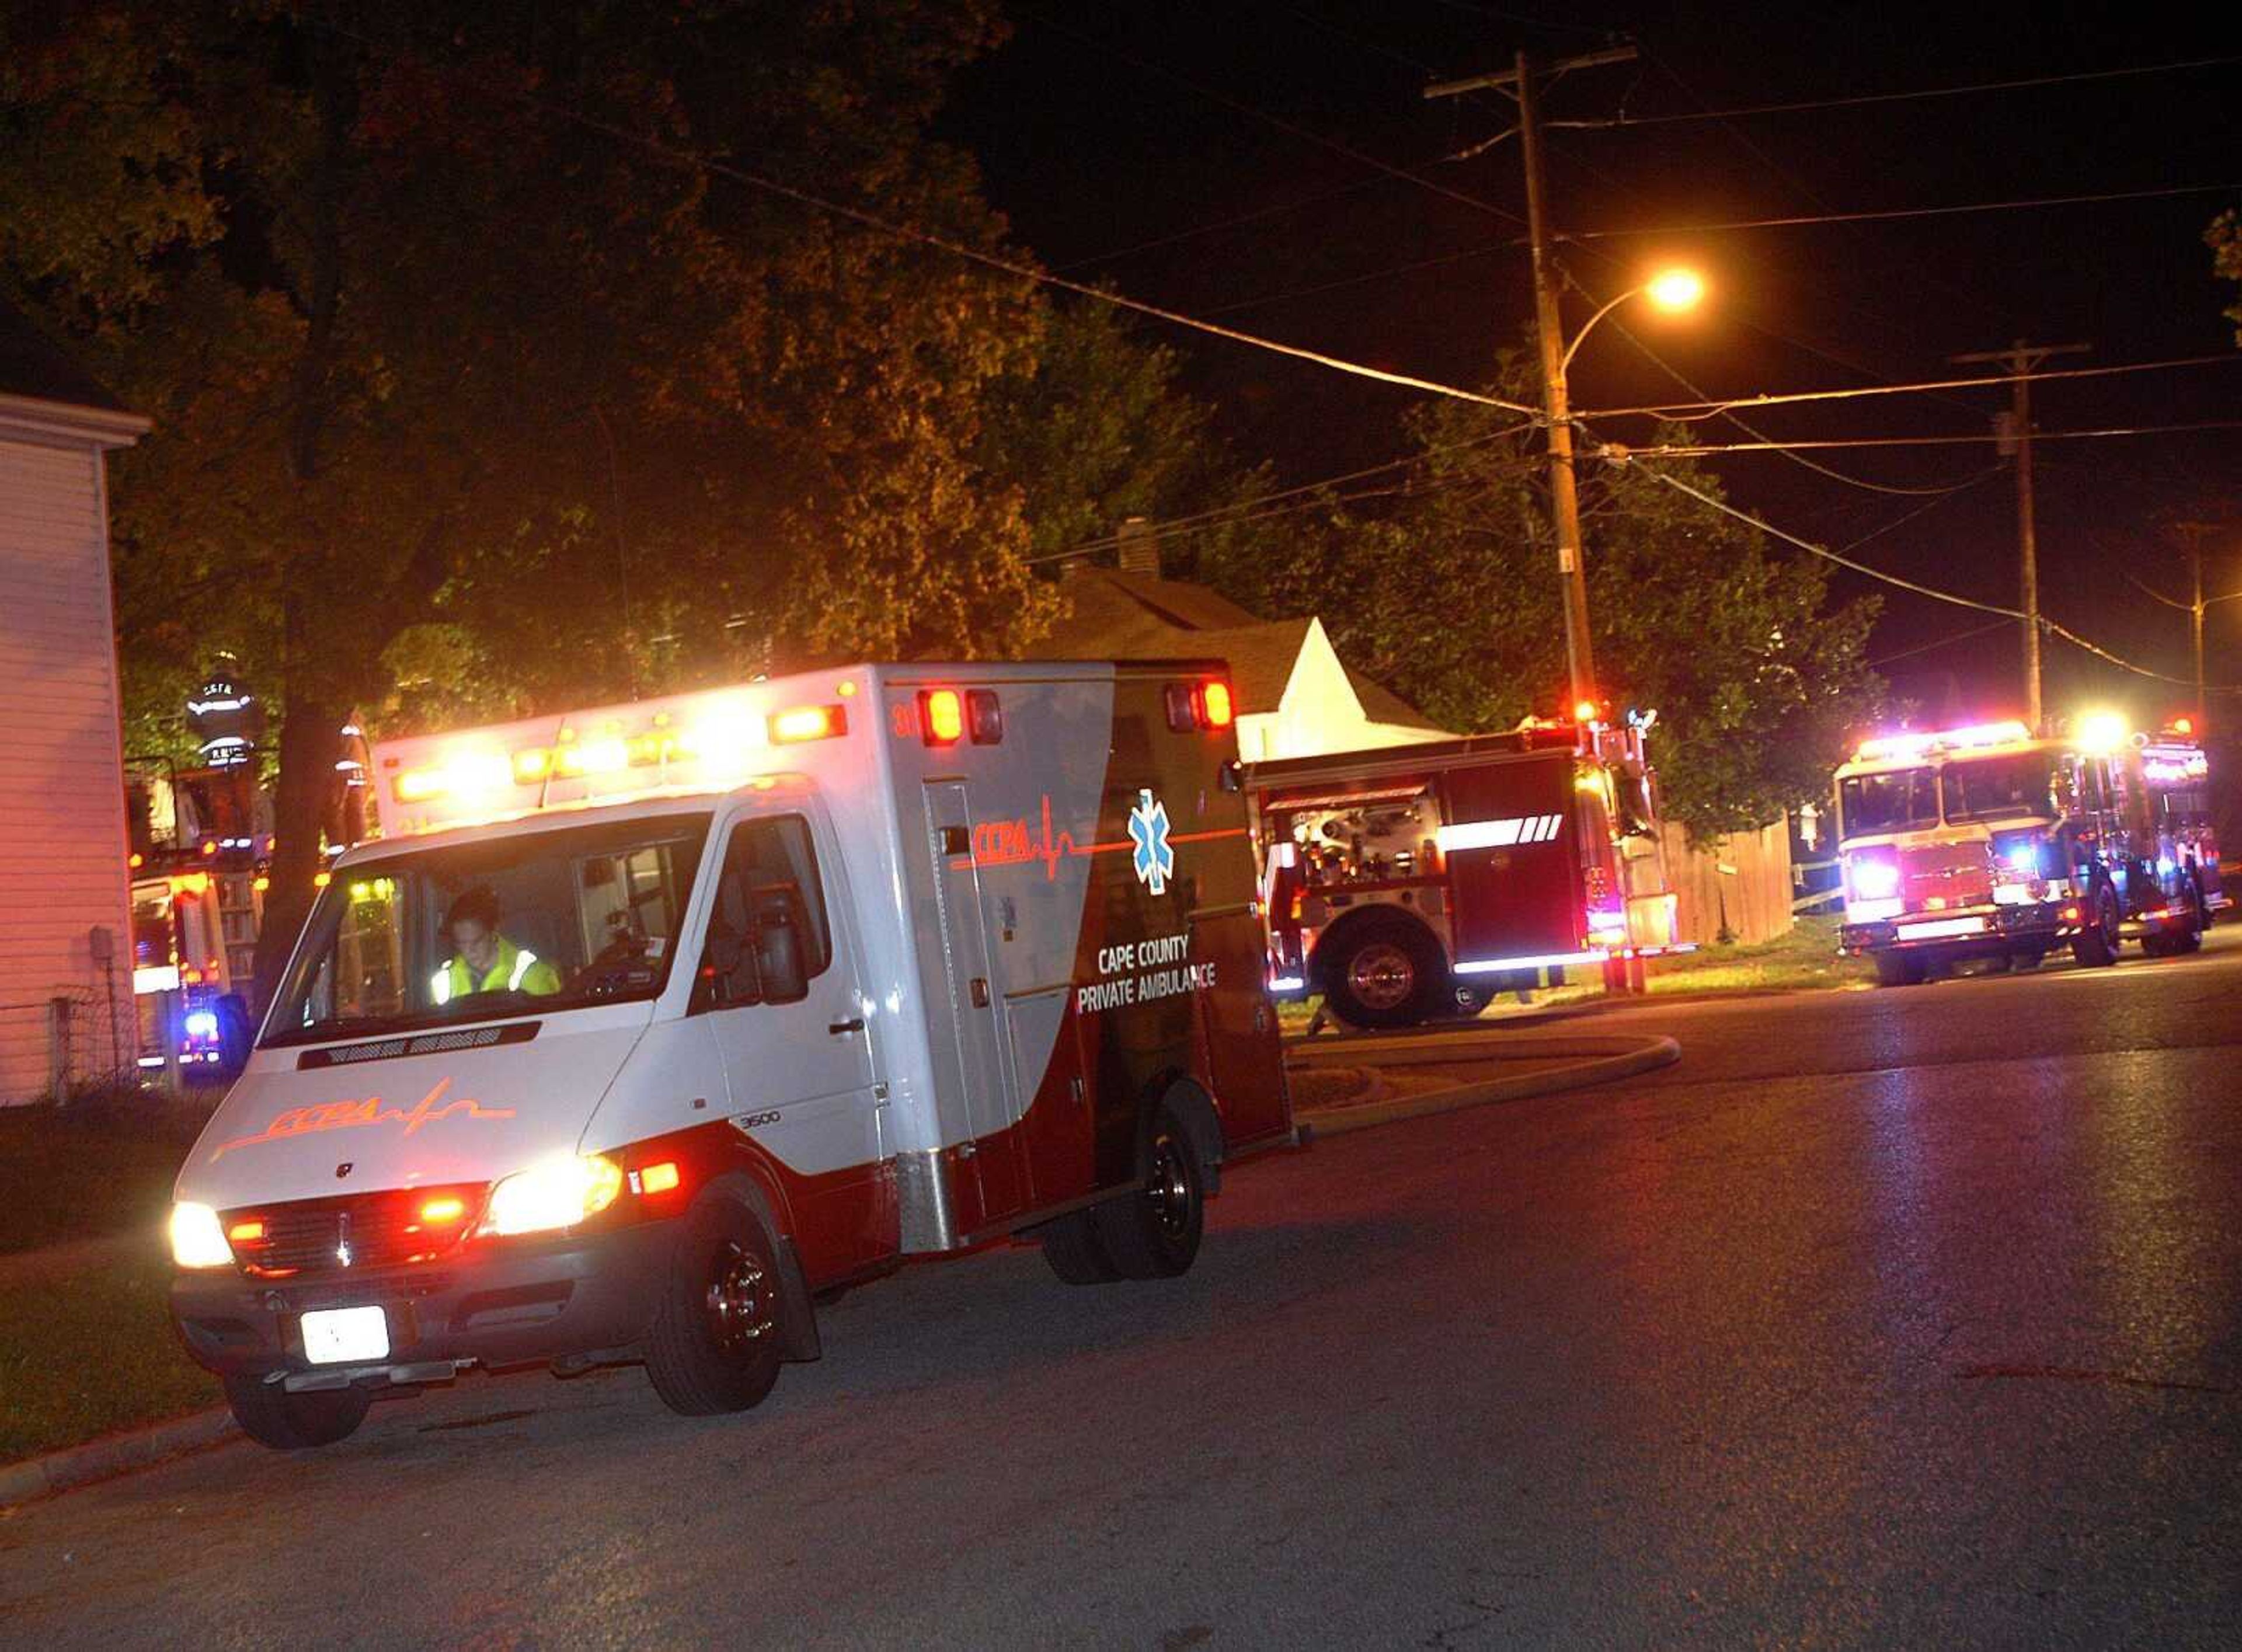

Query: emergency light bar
1851,720,2032,764
375,677,866,835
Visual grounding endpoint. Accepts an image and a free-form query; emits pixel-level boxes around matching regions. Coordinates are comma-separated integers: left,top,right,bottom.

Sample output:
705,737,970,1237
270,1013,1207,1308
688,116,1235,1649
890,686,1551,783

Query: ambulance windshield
264,813,712,1047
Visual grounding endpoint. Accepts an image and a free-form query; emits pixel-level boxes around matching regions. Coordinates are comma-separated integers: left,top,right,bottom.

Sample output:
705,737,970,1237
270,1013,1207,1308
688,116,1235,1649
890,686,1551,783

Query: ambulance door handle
969,978,990,1008
828,1017,865,1036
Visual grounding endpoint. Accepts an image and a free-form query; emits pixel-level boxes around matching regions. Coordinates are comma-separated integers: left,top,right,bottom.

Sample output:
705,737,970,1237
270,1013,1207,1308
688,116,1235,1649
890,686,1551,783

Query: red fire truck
1833,715,2224,984
1246,717,1681,1027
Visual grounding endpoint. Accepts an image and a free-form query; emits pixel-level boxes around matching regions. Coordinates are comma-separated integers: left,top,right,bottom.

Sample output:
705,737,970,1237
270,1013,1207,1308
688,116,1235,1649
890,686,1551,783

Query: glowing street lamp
1540,268,1708,718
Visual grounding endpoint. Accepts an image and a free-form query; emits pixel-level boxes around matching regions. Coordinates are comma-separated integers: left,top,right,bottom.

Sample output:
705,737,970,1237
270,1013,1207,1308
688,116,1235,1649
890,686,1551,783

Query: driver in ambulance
430,886,561,1003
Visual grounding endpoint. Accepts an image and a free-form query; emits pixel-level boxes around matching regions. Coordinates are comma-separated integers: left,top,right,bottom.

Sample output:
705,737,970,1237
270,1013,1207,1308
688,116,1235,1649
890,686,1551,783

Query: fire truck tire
1092,1102,1206,1280
1444,984,1494,1019
2179,877,2207,952
2072,884,2122,968
1039,1208,1120,1285
222,1373,372,1450
2146,876,2206,957
1320,917,1443,1029
1872,953,1924,988
642,1191,785,1416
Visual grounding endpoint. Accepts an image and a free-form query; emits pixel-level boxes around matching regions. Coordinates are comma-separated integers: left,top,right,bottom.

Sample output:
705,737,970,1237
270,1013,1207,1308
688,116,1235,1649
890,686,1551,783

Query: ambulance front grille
222,1185,487,1279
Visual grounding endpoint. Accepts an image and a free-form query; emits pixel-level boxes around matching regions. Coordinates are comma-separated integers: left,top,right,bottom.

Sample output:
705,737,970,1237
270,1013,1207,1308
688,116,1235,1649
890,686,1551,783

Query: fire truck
1833,716,2224,985
168,663,1291,1447
1247,715,1681,1027
125,759,268,1076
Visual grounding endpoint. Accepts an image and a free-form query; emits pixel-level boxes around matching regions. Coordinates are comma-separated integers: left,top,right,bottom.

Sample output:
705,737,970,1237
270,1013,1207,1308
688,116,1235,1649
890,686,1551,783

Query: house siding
0,430,135,1098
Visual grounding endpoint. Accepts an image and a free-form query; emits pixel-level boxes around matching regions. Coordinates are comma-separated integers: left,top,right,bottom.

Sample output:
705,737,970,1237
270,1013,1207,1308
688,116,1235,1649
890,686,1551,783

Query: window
1837,768,1937,836
716,815,832,979
264,813,712,1047
1941,755,2056,822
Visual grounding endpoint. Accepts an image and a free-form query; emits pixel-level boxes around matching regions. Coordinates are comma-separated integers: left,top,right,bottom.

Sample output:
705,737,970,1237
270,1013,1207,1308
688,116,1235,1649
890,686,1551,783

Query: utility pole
2177,520,2212,729
1951,340,2089,733
1427,46,1637,719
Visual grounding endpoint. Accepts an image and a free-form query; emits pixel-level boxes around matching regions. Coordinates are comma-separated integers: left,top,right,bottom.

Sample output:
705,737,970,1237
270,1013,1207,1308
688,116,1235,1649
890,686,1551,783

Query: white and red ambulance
168,663,1292,1447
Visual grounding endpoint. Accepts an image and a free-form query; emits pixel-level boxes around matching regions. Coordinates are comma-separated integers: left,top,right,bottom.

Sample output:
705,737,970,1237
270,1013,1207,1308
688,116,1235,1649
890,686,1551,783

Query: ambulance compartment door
923,782,1029,1222
695,806,890,1280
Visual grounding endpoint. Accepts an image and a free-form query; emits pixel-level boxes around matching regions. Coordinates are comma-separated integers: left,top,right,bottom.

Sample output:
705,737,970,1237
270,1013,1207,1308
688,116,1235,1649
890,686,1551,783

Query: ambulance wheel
1321,918,1440,1029
1092,1103,1206,1280
1872,953,1923,988
1039,1208,1120,1285
222,1374,371,1450
2071,884,2121,968
643,1194,784,1416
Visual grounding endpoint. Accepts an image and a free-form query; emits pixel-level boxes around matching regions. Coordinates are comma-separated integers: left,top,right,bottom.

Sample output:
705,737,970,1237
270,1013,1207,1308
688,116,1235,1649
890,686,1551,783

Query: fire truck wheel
2071,884,2122,968
1321,918,1442,1029
2146,877,2205,957
1092,1103,1206,1280
2179,878,2207,953
1039,1208,1121,1285
643,1194,785,1416
222,1374,372,1450
1872,953,1924,988
1445,984,1494,1019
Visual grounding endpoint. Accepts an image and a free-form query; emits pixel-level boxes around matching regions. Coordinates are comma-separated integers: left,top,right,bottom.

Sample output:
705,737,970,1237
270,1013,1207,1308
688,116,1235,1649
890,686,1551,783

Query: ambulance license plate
301,1305,389,1365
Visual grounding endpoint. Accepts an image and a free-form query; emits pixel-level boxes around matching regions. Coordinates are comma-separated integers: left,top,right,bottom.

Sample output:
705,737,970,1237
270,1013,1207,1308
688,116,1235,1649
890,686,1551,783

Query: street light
1534,267,1705,720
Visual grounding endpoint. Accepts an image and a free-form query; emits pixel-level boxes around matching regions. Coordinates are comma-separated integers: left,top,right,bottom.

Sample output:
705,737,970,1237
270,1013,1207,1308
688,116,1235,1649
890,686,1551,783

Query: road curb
1293,1032,1680,1137
0,1407,236,1508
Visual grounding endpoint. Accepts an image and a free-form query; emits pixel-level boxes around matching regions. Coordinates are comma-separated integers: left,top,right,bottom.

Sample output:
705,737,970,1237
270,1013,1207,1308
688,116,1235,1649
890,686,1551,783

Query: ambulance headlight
169,1201,234,1269
478,1155,625,1236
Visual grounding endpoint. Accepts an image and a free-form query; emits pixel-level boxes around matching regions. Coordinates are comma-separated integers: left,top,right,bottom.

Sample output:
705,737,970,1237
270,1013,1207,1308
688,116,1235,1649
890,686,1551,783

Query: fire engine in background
1833,715,2224,985
126,758,269,1076
168,663,1291,1448
1247,713,1682,1028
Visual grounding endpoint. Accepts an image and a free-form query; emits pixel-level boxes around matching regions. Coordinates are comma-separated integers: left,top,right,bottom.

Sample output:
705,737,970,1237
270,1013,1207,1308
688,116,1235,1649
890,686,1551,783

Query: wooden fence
1661,819,1795,946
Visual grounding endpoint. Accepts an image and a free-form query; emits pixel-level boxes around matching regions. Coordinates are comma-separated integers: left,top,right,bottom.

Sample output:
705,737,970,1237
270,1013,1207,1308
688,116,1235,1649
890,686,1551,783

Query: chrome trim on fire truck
895,1148,959,1253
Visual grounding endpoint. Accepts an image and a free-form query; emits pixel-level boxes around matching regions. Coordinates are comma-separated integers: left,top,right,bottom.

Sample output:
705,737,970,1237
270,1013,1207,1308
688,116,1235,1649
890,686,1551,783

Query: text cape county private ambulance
168,663,1293,1448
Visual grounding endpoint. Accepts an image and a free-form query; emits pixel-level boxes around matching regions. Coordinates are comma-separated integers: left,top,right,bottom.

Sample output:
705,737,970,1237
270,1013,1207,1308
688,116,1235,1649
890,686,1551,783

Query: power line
1604,419,2242,457
1544,53,2242,130
1023,12,1527,228
1053,177,1390,273
307,15,1540,418
1578,354,2242,421
1868,619,2013,668
1566,180,2242,241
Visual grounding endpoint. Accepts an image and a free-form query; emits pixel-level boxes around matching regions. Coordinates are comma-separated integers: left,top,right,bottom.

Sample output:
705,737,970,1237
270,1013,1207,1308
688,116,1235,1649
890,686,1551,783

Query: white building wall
0,428,135,1098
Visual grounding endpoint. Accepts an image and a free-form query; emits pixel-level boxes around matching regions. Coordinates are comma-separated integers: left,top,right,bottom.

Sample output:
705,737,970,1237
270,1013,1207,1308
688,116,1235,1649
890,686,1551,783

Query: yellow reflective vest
429,937,560,1003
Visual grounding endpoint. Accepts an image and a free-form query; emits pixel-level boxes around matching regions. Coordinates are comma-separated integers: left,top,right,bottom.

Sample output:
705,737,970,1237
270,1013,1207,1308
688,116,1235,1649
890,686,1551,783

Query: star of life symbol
1129,788,1175,896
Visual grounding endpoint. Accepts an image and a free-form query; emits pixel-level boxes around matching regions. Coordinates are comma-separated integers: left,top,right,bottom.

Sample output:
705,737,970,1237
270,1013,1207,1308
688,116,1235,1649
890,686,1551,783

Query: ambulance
168,663,1293,1448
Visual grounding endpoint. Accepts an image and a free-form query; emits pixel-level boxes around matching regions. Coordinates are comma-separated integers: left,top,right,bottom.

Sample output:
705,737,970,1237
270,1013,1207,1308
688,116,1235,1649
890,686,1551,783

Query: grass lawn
0,1241,222,1462
0,1092,214,1257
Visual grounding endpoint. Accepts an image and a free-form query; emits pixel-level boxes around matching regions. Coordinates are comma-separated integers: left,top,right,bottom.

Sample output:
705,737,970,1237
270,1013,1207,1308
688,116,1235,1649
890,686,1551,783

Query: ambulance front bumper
170,1218,677,1382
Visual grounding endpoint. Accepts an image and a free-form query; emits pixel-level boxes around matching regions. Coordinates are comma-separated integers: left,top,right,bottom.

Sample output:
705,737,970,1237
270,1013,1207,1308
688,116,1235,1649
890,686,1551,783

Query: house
0,298,149,1100
1030,547,1453,762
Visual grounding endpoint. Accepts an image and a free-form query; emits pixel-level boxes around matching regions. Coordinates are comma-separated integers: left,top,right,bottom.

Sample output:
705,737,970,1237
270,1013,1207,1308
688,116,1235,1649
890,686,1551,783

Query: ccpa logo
1129,788,1175,895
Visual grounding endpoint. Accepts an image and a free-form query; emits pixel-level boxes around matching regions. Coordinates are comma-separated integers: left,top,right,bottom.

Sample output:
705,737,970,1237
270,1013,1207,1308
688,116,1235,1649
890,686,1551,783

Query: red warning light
1200,681,1234,728
920,689,964,745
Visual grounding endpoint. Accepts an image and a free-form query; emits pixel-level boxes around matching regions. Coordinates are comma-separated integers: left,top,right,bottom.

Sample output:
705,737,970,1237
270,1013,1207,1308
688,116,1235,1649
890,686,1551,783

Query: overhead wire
305,15,1540,416
1576,354,2242,421
1544,53,2242,129
1565,180,2242,241
1601,419,2242,456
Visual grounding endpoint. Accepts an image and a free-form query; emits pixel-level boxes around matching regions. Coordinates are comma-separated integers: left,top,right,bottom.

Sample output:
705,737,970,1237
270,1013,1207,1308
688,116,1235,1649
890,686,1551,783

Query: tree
2,1,1052,998
2212,209,2242,345
1204,361,1885,840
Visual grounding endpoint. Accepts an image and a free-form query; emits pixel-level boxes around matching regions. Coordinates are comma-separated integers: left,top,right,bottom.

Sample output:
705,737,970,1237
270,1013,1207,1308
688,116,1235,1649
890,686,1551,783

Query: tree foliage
1,0,1052,991
1204,360,1886,839
2212,209,2242,346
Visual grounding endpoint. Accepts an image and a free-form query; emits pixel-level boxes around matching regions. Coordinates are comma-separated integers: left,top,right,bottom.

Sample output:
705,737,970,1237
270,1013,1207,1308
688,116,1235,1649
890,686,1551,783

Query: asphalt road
5,935,2239,1647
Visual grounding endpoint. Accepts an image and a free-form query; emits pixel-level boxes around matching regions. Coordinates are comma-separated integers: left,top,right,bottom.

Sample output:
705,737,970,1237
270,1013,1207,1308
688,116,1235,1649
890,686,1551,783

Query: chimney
1116,516,1160,578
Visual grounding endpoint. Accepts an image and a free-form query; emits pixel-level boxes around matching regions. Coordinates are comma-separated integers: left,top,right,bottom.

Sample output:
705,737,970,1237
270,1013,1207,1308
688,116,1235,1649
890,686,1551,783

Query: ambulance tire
1039,1208,1122,1285
1092,1102,1206,1281
2071,883,2122,968
222,1373,372,1450
1321,916,1442,1030
643,1191,785,1416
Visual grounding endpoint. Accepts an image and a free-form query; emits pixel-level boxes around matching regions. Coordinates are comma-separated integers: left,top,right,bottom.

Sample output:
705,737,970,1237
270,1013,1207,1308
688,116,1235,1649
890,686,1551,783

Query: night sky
941,2,2242,727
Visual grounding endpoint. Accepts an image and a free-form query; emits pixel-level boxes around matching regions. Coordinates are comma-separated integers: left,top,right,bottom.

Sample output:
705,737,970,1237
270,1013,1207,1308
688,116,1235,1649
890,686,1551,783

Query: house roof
0,295,133,415
1028,568,1443,730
